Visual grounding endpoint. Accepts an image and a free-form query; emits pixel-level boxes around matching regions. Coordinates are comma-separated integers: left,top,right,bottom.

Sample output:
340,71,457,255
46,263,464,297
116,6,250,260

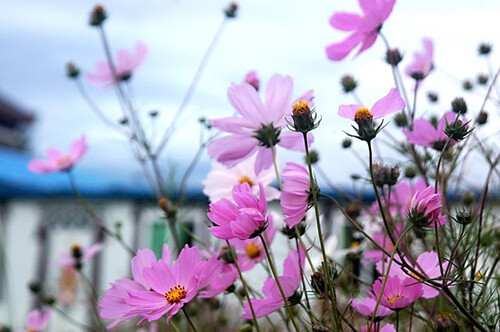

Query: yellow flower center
474,272,482,281
245,243,261,259
165,285,187,304
350,241,360,249
354,107,373,121
238,176,254,187
71,243,81,252
387,294,403,305
27,329,37,332
292,100,311,116
57,155,72,167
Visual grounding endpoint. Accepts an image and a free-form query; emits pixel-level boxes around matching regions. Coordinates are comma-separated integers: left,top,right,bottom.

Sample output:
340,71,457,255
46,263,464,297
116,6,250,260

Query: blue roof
0,147,155,199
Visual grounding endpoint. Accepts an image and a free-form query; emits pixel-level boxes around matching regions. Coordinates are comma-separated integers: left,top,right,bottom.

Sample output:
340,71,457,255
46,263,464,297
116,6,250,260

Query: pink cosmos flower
207,182,268,240
126,245,222,323
403,112,460,150
377,251,449,298
244,70,260,90
338,88,405,123
350,297,393,318
55,243,103,269
87,41,148,86
372,275,423,310
231,212,277,271
405,38,434,80
388,178,428,216
100,246,171,328
361,224,403,265
199,262,238,298
27,136,87,174
281,162,311,228
202,157,280,203
326,0,396,61
242,246,305,319
22,308,50,332
361,323,396,332
207,73,314,174
407,185,446,227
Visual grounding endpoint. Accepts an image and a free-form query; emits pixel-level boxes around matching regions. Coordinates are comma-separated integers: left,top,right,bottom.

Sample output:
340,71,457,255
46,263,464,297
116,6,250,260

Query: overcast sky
1,0,499,190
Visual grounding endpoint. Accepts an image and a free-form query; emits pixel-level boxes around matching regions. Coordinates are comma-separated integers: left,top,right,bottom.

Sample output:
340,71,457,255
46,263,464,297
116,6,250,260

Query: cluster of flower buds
372,163,400,187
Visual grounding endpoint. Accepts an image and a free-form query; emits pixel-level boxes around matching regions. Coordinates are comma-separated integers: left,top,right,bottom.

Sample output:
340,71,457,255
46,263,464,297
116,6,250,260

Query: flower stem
225,241,262,332
182,307,198,332
271,146,283,191
259,235,301,332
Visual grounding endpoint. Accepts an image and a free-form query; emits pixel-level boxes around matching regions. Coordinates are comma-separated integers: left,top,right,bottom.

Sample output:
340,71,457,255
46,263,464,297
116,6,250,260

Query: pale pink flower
407,185,446,227
207,73,314,174
405,38,434,80
361,224,404,265
351,297,393,318
403,112,460,150
244,70,260,90
202,157,280,203
22,308,50,332
126,245,222,322
27,136,87,174
199,263,238,298
372,275,423,310
281,162,311,228
377,251,449,298
207,182,268,240
100,246,171,328
338,88,405,122
55,243,103,269
326,0,396,61
242,246,305,319
87,41,148,86
231,212,277,271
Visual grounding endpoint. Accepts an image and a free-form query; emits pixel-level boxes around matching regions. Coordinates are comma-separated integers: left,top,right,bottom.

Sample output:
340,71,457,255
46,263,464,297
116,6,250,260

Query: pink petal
326,33,363,61
265,74,293,123
207,135,257,168
254,147,273,174
355,32,378,57
27,159,57,174
338,103,362,120
69,135,88,162
227,82,265,125
329,12,362,31
370,88,405,119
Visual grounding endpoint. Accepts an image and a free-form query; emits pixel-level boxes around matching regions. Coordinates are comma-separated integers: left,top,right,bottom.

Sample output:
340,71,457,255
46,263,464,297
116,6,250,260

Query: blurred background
0,0,499,329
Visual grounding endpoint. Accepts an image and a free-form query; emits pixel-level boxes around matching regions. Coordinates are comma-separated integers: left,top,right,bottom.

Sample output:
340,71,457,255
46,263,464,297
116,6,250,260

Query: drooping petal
325,33,363,61
370,88,405,119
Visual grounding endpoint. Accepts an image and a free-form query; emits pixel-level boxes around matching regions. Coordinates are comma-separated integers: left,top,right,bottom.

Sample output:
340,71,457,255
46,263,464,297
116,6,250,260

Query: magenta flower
207,73,314,174
362,224,403,265
338,88,405,123
403,112,460,150
27,136,87,174
231,212,277,271
405,38,434,80
361,323,396,332
377,251,449,298
351,297,393,318
207,182,268,240
199,263,238,298
55,243,103,269
242,246,305,319
22,308,50,332
126,245,222,323
281,162,311,228
244,70,260,90
326,0,396,61
388,178,428,216
407,185,446,227
100,247,170,328
372,275,423,310
87,41,148,86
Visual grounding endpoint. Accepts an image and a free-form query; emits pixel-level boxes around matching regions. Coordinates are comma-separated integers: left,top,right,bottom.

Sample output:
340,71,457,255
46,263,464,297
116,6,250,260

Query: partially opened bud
89,4,107,27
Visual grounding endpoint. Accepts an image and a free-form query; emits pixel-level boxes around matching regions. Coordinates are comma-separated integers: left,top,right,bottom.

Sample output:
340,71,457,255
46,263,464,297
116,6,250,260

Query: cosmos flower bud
281,221,306,239
224,2,238,18
385,48,403,66
71,244,82,260
307,149,320,164
393,112,408,128
290,100,320,133
461,191,475,206
119,117,129,125
404,166,417,179
373,164,399,187
158,197,169,210
427,91,439,103
341,138,352,149
477,74,489,85
340,74,358,93
453,209,473,225
287,290,302,306
311,270,326,298
28,280,42,294
41,295,56,306
65,62,80,79
462,80,473,91
89,4,107,27
476,111,488,125
219,246,235,264
444,118,473,141
451,97,468,114
478,42,492,56
346,203,361,219
410,71,425,81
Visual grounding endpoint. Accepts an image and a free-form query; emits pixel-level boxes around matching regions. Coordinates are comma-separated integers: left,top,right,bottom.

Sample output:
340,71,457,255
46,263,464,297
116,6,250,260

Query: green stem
271,146,283,191
225,241,262,332
182,307,198,332
259,235,301,332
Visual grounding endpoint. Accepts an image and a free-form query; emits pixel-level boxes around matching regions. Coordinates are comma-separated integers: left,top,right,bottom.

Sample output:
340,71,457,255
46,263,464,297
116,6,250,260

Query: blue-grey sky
1,0,499,190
